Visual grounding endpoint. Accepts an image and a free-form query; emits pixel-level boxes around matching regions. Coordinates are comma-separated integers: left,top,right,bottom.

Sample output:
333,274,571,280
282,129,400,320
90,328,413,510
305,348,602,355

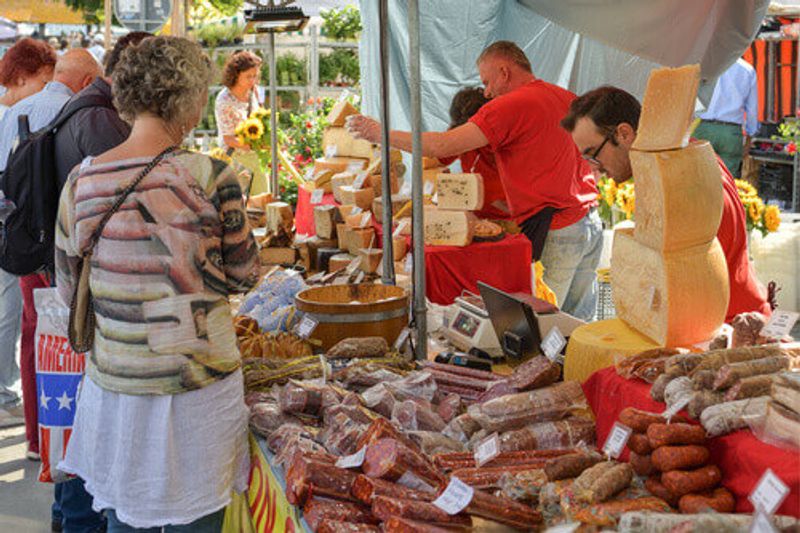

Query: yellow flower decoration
747,197,765,223
764,205,781,233
735,179,758,199
242,118,264,140
252,107,269,119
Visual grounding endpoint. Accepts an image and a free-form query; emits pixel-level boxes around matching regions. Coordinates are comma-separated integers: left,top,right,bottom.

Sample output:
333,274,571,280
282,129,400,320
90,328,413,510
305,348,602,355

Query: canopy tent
1,0,85,25
358,0,769,133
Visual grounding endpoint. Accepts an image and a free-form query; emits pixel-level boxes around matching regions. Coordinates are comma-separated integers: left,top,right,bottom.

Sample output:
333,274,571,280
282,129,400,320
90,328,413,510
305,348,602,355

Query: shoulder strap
48,94,113,133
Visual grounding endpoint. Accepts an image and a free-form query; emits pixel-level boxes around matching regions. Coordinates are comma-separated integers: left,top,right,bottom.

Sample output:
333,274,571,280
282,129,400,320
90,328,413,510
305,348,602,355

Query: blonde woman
55,36,259,532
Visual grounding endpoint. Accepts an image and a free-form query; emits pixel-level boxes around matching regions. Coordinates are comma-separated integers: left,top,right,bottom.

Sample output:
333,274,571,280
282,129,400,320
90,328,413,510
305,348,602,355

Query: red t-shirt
716,160,771,321
470,79,598,229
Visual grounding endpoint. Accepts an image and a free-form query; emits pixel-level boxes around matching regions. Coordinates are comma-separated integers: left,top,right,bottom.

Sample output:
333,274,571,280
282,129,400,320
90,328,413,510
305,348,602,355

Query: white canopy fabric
358,0,769,134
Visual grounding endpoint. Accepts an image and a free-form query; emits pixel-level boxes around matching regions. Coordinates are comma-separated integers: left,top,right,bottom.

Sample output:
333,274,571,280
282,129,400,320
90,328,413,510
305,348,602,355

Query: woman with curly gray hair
53,36,259,532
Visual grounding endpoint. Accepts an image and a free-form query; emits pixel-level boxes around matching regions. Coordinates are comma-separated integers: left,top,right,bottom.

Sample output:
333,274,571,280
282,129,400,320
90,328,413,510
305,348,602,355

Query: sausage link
647,423,706,448
661,465,721,497
651,445,709,472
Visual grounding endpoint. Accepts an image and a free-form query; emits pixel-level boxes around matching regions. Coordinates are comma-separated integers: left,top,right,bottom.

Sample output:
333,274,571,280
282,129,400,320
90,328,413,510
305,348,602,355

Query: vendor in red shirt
562,86,771,320
348,41,601,320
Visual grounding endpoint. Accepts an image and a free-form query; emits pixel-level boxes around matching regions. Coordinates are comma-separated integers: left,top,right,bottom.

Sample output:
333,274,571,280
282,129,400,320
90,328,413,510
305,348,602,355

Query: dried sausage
629,451,656,476
646,423,706,448
678,487,736,513
661,465,722,497
651,445,709,472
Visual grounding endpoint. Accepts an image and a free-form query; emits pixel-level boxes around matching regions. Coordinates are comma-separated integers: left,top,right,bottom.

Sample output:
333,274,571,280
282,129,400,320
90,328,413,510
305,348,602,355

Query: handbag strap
85,146,178,253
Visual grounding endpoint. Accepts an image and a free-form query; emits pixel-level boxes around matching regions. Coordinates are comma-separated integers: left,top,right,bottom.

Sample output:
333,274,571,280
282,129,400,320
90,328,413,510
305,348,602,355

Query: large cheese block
258,247,297,266
392,236,408,261
265,202,294,234
423,207,476,247
331,171,355,204
368,172,399,197
632,64,700,152
358,248,383,274
311,168,335,192
313,205,342,240
339,185,375,210
436,173,484,210
611,227,729,347
630,141,723,251
563,318,662,382
313,157,368,175
323,127,375,159
327,100,359,127
328,253,356,273
344,227,376,255
372,195,410,221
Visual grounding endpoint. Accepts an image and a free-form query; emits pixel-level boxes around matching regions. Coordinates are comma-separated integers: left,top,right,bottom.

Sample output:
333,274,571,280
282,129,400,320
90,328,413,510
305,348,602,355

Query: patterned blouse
214,87,259,146
55,150,260,395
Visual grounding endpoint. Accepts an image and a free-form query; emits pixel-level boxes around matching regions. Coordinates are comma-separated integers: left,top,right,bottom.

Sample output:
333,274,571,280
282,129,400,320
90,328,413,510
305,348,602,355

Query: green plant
262,53,308,87
320,5,362,41
279,175,299,208
319,49,360,86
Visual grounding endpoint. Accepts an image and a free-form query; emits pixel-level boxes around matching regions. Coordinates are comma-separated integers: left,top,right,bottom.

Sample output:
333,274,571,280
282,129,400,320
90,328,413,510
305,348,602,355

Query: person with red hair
0,37,57,115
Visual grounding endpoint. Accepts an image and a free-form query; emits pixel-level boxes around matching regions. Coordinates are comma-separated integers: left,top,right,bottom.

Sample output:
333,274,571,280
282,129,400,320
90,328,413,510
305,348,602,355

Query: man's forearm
388,130,450,158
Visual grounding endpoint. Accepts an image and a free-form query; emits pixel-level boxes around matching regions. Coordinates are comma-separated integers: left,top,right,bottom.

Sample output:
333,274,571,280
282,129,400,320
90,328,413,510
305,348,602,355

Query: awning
1,0,85,25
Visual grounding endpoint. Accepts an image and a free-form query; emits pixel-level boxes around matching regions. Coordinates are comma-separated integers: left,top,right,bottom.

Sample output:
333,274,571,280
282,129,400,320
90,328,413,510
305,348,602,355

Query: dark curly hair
0,37,57,87
449,87,490,129
221,50,262,89
104,31,152,77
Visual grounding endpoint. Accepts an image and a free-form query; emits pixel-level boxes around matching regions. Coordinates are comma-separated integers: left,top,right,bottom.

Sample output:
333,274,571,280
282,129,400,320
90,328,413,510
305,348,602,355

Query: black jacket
54,77,131,187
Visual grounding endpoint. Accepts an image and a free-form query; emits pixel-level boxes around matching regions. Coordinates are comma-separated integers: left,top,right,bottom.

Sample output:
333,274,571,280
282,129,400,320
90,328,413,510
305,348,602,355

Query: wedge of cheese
313,205,342,240
392,236,408,261
611,227,729,347
358,248,383,274
630,141,723,251
423,207,476,247
331,172,355,204
372,195,410,221
329,253,356,273
311,168,335,193
314,157,368,175
323,127,375,160
368,172,399,197
344,227,376,255
436,173,484,210
632,64,700,152
339,185,375,210
265,202,294,234
327,100,359,127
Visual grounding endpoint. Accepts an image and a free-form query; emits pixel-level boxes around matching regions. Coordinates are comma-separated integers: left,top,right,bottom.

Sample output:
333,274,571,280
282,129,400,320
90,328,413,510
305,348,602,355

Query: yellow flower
747,197,765,223
242,118,264,140
252,107,269,119
764,205,781,233
735,179,758,199
209,147,231,164
234,122,244,135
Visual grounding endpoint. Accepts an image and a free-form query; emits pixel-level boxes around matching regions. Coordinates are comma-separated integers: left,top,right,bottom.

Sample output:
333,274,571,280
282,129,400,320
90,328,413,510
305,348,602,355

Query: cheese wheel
563,318,662,383
611,227,729,347
326,100,359,127
630,141,723,252
632,64,700,152
436,173,484,210
423,207,475,247
323,127,375,159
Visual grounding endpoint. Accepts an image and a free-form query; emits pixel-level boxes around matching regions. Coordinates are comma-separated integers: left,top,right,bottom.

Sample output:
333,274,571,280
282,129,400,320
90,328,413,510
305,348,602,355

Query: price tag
324,144,338,158
423,181,434,196
360,212,372,228
397,471,434,493
400,180,412,197
718,323,734,349
393,219,410,238
346,257,361,275
750,512,779,533
761,310,799,340
540,326,567,362
352,171,369,189
394,328,411,350
348,162,365,174
350,205,363,216
662,395,691,422
404,253,413,273
304,168,314,182
354,270,365,284
431,192,438,205
310,188,325,205
294,315,318,339
376,261,384,276
474,433,500,467
335,446,366,469
749,469,790,516
602,422,632,459
648,285,658,309
433,477,474,515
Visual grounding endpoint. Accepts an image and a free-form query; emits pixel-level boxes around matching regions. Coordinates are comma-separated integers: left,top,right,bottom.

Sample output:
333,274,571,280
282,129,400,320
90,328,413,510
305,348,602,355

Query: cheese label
749,469,789,515
433,477,474,515
393,219,410,238
761,310,799,340
541,326,567,363
423,181,434,196
360,212,372,228
336,446,366,469
295,315,318,339
474,433,500,467
352,171,369,189
310,188,324,205
325,145,338,158
603,422,632,459
400,179,412,197
353,270,365,284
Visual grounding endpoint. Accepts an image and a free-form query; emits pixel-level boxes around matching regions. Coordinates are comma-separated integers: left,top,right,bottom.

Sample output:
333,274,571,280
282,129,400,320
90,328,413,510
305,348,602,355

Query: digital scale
444,292,503,357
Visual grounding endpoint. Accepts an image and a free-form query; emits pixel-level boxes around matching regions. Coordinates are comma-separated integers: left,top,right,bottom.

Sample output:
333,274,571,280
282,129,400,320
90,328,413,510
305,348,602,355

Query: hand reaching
346,114,382,144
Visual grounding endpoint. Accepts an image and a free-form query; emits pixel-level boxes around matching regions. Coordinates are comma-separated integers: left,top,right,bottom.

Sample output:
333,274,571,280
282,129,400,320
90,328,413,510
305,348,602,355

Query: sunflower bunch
235,107,289,152
735,179,781,236
614,180,636,220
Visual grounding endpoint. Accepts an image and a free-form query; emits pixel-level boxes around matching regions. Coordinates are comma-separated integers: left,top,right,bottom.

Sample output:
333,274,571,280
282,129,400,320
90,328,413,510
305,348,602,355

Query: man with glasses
562,86,771,321
348,41,602,321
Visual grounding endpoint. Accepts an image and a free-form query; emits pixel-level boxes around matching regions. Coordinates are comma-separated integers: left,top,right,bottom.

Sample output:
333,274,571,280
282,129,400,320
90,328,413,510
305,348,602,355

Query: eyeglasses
583,133,613,166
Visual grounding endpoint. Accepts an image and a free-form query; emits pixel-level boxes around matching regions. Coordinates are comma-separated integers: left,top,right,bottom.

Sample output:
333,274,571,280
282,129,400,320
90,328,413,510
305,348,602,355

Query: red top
716,159,771,320
470,79,598,229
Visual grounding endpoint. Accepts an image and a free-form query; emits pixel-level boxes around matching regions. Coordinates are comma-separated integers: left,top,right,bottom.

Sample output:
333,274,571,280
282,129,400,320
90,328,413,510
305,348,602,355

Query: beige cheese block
392,236,408,261
339,185,375,210
329,253,356,273
327,100,359,127
423,167,448,193
331,172,355,204
259,247,296,266
313,204,342,240
368,172,399,197
423,207,476,247
630,141,723,252
265,202,293,234
436,173,485,210
323,127,375,159
395,217,412,236
358,248,383,273
632,64,700,152
311,168,335,193
336,223,349,246
313,157,368,175
611,227,729,347
345,211,373,229
372,195,410,221
344,227,376,255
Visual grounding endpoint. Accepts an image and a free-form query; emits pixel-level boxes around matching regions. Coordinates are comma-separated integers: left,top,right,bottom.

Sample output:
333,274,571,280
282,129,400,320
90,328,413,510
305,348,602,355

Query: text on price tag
348,162,365,174
541,326,567,362
474,433,500,467
393,219,410,238
662,395,691,422
423,181,434,196
602,422,633,459
352,171,369,189
310,188,325,205
295,315,318,339
335,446,366,469
749,469,789,516
433,477,474,515
750,512,779,533
324,145,338,158
761,310,799,340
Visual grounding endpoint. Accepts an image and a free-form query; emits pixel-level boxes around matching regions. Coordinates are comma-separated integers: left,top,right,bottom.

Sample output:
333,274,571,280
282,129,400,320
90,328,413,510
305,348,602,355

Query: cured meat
265,423,315,453
661,465,722,497
316,521,380,533
690,343,800,374
664,377,693,411
507,355,561,391
645,476,680,507
477,381,519,403
691,370,716,390
700,396,770,437
433,449,574,472
249,402,303,438
435,393,462,423
628,433,653,455
351,475,434,505
303,497,378,532
688,390,726,418
618,511,800,533
326,337,389,359
419,361,501,382
450,463,554,490
619,407,689,433
713,356,792,390
362,438,446,491
356,418,418,452
651,445,709,472
461,487,543,529
279,381,340,418
436,384,481,402
763,400,800,448
576,463,634,503
646,423,706,448
651,374,674,402
731,312,767,347
391,400,446,432
617,348,686,377
664,353,706,377
380,517,455,533
406,431,464,456
544,452,603,481
724,374,780,402
441,413,481,444
498,468,548,503
571,497,672,527
678,487,735,513
772,372,800,413
370,496,472,527
496,417,596,452
285,455,358,505
629,451,656,476
426,369,494,392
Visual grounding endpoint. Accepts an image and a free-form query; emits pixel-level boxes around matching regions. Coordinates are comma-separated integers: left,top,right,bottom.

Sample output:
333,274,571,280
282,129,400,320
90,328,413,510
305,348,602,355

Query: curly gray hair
112,36,213,125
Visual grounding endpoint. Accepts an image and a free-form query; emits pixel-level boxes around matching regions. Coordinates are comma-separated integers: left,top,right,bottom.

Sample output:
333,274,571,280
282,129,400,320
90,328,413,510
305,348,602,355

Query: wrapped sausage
406,431,464,456
356,418,418,452
391,400,446,432
661,465,721,497
651,374,674,402
266,423,317,453
477,380,519,403
772,372,800,413
664,377,694,412
507,355,561,390
249,402,304,438
385,371,438,402
370,496,472,527
498,468,549,503
691,343,800,374
688,390,726,418
326,337,388,359
646,423,706,448
496,417,596,452
713,356,792,390
577,463,634,503
302,497,378,532
691,370,717,391
316,521,380,533
279,380,340,417
351,475,434,505
619,511,800,533
435,393,462,423
285,454,358,505
442,413,480,444
731,312,767,347
361,384,398,418
451,463,555,490
678,487,735,513
461,486,543,529
380,517,454,533
724,374,780,402
664,353,706,377
619,407,689,433
362,438,446,491
544,452,603,481
433,449,573,472
700,396,770,437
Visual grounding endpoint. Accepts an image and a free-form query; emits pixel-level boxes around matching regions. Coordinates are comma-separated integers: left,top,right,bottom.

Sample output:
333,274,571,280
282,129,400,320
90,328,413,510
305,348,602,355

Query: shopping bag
34,288,86,483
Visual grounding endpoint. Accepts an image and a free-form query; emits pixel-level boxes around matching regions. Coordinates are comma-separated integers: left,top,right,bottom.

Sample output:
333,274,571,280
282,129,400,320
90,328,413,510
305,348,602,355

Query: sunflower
252,107,270,119
242,118,264,140
746,197,765,223
764,204,781,233
735,179,758,199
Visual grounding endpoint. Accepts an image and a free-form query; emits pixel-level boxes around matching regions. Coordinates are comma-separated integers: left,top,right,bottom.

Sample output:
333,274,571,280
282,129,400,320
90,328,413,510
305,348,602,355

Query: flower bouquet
735,179,781,237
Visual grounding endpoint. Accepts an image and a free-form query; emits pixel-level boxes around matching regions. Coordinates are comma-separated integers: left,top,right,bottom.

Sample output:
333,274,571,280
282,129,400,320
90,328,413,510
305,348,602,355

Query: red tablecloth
295,186,533,305
582,367,800,517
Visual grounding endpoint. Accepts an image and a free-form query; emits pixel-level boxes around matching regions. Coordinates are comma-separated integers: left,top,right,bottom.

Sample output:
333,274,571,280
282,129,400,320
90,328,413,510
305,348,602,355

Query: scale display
452,311,480,338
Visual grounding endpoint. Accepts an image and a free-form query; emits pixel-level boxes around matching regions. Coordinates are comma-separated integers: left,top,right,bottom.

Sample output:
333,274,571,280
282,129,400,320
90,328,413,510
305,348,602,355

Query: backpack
0,94,111,275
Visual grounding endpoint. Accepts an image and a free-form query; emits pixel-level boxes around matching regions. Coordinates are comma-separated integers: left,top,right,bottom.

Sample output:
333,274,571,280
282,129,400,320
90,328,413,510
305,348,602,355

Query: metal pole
104,0,112,51
379,0,395,285
407,0,426,359
269,32,279,196
309,24,319,101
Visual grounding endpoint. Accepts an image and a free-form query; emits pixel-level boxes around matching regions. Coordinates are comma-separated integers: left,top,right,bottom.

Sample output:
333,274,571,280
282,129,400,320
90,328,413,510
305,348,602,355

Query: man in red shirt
348,41,601,320
561,86,770,321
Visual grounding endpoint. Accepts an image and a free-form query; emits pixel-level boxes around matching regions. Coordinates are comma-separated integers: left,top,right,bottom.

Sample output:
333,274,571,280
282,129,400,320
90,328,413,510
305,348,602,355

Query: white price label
348,162,365,174
360,212,372,228
761,310,799,340
304,168,314,182
474,433,500,467
354,270,365,284
749,469,790,516
400,180,412,197
325,145,338,158
662,395,691,422
350,206,363,216
393,219,410,238
433,477,474,515
352,171,368,189
404,253,413,273
295,315,318,339
431,192,438,205
602,422,633,459
394,328,411,350
541,326,567,362
397,471,434,493
376,261,384,276
750,512,779,533
423,181,434,196
346,257,361,274
310,188,325,205
335,446,366,469
718,323,734,349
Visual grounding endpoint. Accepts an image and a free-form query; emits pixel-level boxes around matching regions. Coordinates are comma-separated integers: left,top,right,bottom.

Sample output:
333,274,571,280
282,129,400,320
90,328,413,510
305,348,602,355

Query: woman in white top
214,50,262,151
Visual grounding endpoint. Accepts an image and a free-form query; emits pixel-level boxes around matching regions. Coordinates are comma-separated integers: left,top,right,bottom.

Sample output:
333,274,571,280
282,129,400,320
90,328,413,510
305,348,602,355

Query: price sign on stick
324,144,338,158
761,310,799,340
310,188,324,205
352,171,369,189
423,181,434,196
749,469,789,516
336,446,366,469
474,433,500,467
433,477,474,515
346,257,361,275
360,212,372,228
295,315,318,339
393,219,410,238
541,326,567,363
662,395,691,423
603,422,632,459
750,512,779,533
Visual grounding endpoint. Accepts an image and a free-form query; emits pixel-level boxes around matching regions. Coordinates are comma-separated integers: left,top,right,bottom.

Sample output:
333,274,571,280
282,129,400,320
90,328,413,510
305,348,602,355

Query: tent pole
407,0,426,360
269,32,279,196
378,0,395,286
103,0,111,51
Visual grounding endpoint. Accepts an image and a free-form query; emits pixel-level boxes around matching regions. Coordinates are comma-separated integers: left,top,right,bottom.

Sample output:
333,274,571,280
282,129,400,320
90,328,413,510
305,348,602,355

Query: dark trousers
53,477,106,533
694,120,744,177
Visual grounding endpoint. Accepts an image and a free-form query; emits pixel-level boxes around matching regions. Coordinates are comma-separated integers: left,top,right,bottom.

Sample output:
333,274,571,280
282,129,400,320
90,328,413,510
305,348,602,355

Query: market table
294,185,534,305
582,367,800,517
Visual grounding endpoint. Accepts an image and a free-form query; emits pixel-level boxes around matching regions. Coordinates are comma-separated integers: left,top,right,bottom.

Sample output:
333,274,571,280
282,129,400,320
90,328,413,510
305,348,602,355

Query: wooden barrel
294,284,409,351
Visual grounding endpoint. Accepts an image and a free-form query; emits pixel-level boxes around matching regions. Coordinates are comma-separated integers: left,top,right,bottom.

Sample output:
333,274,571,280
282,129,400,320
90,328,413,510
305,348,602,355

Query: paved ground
0,425,52,532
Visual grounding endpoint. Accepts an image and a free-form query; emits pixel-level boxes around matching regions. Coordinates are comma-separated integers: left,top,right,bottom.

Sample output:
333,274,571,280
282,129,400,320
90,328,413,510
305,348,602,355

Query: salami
362,438,446,491
435,393,462,423
619,407,688,433
498,468,548,503
477,381,519,403
724,374,779,402
580,463,634,503
370,496,472,527
688,390,726,418
651,374,674,402
285,455,358,505
713,356,791,390
462,487,543,529
690,343,800,374
629,451,656,476
356,418,418,452
433,449,573,472
442,413,481,444
451,463,555,490
645,476,680,507
380,516,454,533
661,465,722,497
731,312,767,347
664,353,706,377
279,380,340,417
326,337,389,359
506,355,561,391
351,475,434,505
678,487,735,513
617,348,686,379
406,431,464,456
628,432,653,455
543,452,603,481
699,396,770,437
496,417,596,452
391,400,446,432
302,497,378,532
619,511,800,533
317,522,380,533
651,445,709,472
419,360,501,382
646,423,706,448
571,497,672,527
426,369,494,392
691,370,716,391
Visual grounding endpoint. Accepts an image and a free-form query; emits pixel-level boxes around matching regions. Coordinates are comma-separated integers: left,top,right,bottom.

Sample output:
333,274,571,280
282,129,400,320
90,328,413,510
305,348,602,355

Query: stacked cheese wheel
620,407,735,513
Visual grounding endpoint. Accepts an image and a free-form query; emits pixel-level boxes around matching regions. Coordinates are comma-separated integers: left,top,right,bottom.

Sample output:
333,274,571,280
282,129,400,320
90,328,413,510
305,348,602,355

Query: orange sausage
678,487,736,513
651,445,709,472
647,423,706,448
661,465,721,497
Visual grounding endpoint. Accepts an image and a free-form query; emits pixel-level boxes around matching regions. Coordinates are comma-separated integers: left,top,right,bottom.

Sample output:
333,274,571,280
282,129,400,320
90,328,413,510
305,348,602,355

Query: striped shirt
55,150,260,395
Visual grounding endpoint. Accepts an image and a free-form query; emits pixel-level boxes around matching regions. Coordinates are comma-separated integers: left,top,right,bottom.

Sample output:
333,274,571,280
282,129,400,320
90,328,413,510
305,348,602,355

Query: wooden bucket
294,284,409,351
